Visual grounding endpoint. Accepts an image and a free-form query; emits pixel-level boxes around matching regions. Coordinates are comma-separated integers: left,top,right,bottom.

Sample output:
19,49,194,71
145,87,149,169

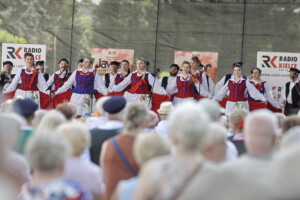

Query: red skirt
0,91,15,104
248,100,267,111
53,90,72,108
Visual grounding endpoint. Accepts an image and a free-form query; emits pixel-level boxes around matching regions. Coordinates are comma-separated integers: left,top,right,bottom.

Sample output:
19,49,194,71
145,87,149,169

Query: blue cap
290,68,300,73
103,96,127,114
232,61,243,68
13,98,38,117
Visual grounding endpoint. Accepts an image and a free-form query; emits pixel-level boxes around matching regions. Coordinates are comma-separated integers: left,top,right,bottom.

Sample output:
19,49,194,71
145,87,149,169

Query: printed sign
257,51,300,99
2,43,46,73
174,51,218,83
91,48,134,71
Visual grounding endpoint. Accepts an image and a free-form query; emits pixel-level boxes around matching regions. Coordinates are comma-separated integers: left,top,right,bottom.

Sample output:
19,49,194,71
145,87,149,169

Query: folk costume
46,69,73,108
3,67,48,106
167,75,209,105
55,68,107,117
248,79,281,112
110,71,170,111
213,77,266,115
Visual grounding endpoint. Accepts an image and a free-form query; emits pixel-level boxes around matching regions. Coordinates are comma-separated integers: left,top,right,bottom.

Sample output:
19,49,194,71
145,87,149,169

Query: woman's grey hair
25,131,70,171
35,110,66,132
169,101,211,150
123,102,149,130
95,96,110,115
280,126,300,149
198,99,221,121
201,122,227,150
56,122,91,156
0,112,26,148
134,132,170,166
32,109,48,128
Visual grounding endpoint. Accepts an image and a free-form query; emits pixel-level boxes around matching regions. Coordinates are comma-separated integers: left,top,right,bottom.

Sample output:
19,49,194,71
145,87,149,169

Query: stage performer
167,61,210,105
248,67,281,112
213,64,266,116
3,53,48,106
108,58,170,111
280,68,300,115
46,58,72,108
54,57,107,117
190,56,215,98
0,61,15,96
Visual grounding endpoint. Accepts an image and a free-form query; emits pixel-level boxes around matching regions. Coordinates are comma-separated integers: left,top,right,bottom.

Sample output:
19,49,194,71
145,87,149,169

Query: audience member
135,101,216,200
101,102,149,200
154,101,174,137
57,122,104,200
19,132,93,199
90,96,126,165
111,132,170,200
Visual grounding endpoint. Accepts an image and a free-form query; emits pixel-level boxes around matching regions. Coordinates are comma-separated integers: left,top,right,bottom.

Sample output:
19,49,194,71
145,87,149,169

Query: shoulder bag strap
170,162,203,200
112,137,138,176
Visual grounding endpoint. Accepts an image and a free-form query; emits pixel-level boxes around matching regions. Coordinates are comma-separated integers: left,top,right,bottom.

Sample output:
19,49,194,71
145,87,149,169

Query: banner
2,43,46,74
91,48,134,71
257,51,300,99
174,51,218,83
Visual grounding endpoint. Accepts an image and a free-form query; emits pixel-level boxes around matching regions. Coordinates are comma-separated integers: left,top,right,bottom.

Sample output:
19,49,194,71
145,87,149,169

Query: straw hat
158,101,174,115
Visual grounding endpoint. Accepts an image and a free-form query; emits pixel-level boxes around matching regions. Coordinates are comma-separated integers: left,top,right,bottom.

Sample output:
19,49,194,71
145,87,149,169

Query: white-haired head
25,131,70,171
56,122,91,157
201,122,227,163
146,110,159,129
134,132,170,166
198,99,221,121
244,109,277,156
95,96,110,116
35,110,67,132
280,126,300,149
0,112,25,149
32,109,48,128
169,101,211,150
123,102,149,131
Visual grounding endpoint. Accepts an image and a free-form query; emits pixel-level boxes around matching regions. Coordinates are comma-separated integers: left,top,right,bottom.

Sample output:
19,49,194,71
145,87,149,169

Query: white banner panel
2,43,46,74
257,51,300,99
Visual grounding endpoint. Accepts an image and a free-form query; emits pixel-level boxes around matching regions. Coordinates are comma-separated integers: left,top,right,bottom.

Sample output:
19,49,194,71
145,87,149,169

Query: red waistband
18,87,39,91
174,93,194,98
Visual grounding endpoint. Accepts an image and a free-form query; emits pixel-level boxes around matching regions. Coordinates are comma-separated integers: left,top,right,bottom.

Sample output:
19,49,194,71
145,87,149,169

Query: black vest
228,136,246,156
104,73,110,88
161,77,168,89
286,82,291,99
291,82,300,108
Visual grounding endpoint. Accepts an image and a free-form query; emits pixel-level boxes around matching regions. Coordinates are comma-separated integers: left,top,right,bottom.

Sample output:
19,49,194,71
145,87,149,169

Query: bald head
244,109,277,156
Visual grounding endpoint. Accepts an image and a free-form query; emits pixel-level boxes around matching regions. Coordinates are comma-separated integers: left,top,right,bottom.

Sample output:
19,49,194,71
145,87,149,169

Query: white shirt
55,68,107,95
97,120,124,130
111,71,167,95
154,120,170,137
281,80,298,104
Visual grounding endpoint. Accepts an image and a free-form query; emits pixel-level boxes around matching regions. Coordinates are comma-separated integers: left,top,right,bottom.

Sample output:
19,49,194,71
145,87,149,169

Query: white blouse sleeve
95,73,108,95
264,82,281,109
213,81,229,101
4,69,22,93
55,70,76,95
195,81,210,98
246,80,266,102
214,76,226,94
37,72,48,93
111,73,132,92
148,73,167,95
166,77,178,95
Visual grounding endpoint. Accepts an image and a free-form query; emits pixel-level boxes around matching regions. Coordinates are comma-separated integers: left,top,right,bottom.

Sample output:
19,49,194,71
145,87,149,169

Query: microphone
155,68,160,73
